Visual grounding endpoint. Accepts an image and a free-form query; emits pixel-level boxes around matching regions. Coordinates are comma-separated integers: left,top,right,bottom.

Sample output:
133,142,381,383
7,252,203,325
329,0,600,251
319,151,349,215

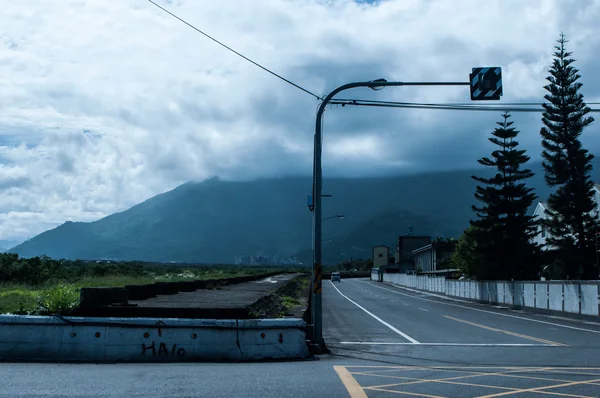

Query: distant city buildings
372,235,458,274
234,255,302,266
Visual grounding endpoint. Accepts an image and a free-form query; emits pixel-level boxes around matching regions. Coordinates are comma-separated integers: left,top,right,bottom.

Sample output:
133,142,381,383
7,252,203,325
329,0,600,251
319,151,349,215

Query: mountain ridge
10,162,600,264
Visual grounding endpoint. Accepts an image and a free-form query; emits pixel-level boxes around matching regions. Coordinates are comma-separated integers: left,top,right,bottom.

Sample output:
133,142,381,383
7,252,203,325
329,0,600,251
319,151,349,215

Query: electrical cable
146,0,322,100
335,99,600,107
329,99,600,113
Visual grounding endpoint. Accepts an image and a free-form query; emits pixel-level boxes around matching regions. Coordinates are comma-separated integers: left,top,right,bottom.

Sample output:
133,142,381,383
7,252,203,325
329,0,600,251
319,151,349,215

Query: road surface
2,278,600,397
323,278,600,397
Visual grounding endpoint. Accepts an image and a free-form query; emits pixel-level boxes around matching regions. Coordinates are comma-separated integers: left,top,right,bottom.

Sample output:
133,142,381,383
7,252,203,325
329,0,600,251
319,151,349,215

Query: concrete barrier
375,272,600,318
0,315,309,362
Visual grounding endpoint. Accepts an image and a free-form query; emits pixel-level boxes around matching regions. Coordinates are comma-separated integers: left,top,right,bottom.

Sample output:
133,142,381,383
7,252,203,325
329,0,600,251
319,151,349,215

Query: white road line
337,342,554,347
366,282,600,335
328,280,420,344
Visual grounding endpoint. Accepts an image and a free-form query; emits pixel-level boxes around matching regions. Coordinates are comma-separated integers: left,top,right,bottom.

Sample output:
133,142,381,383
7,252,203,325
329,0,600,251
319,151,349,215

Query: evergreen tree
469,112,539,280
449,225,484,278
540,33,598,279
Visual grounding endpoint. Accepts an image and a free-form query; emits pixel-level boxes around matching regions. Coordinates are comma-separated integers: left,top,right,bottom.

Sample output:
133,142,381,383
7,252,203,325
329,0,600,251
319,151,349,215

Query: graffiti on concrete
141,320,186,356
141,341,185,356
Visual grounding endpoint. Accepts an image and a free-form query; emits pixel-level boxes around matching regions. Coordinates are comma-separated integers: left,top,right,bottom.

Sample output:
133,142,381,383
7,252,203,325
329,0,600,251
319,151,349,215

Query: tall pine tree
540,33,598,279
469,112,538,280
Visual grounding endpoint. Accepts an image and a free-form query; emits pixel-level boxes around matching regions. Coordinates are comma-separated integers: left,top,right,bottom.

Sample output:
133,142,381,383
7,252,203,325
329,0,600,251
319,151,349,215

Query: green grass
298,276,310,290
282,296,301,308
0,285,42,315
277,296,303,318
0,267,287,315
36,284,80,315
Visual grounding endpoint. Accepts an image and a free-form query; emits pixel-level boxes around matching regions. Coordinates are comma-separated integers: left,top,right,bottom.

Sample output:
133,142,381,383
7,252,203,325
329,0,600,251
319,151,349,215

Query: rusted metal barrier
79,287,128,308
124,284,157,300
79,271,291,309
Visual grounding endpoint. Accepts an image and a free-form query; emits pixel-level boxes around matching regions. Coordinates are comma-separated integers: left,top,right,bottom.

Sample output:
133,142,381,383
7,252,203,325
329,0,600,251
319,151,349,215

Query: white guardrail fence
371,270,600,317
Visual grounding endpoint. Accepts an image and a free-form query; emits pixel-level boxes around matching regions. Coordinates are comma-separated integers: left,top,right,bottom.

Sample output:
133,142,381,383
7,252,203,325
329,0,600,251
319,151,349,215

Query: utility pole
309,69,503,351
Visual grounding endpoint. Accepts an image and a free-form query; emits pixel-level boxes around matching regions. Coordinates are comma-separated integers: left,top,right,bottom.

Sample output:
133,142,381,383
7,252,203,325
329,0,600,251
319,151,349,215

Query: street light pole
311,79,470,350
322,215,344,221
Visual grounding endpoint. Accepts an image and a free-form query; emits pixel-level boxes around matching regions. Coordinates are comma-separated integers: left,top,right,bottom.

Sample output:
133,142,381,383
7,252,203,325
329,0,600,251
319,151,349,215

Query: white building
532,184,600,249
532,202,550,247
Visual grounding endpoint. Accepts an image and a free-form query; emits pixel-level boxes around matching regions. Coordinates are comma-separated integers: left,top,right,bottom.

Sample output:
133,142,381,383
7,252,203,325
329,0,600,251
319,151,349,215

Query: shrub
34,283,80,315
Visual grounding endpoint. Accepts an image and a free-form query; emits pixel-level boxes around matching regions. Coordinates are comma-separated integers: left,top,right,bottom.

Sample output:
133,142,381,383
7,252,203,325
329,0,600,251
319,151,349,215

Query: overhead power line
330,99,600,113
146,0,322,100
335,99,600,107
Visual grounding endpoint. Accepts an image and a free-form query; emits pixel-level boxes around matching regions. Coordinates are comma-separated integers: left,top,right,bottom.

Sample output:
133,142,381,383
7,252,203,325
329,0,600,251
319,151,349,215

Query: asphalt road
2,278,600,397
323,278,600,397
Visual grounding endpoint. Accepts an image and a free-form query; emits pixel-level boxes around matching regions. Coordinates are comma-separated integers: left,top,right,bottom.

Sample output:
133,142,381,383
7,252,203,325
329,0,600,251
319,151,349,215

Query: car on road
331,272,341,282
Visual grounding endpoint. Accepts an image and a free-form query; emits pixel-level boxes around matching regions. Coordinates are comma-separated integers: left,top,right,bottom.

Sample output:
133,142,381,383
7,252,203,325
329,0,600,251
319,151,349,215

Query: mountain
0,240,22,253
10,162,599,264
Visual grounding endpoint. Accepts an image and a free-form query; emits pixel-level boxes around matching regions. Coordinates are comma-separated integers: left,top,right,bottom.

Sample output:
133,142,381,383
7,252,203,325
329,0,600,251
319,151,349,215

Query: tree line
0,253,290,286
451,33,598,281
0,253,149,285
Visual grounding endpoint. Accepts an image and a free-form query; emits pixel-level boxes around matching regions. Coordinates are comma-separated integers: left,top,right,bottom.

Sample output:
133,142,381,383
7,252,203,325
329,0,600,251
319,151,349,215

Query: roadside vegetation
277,275,310,318
451,33,599,281
0,252,304,315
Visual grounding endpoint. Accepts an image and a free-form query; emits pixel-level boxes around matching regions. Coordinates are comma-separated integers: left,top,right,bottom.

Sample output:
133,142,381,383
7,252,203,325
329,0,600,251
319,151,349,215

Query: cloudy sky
1,0,600,243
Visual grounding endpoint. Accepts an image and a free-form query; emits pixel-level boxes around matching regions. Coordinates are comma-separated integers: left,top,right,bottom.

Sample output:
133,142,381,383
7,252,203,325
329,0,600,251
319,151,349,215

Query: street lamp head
370,78,388,91
323,214,345,221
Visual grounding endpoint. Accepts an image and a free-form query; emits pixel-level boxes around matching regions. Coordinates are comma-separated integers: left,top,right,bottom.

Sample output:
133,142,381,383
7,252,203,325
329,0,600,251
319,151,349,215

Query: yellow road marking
475,377,600,398
344,366,600,370
543,368,600,377
493,372,600,387
364,386,444,397
341,366,600,398
443,315,568,346
354,366,545,376
349,365,600,387
358,375,594,397
334,366,368,398
352,367,552,391
530,392,597,398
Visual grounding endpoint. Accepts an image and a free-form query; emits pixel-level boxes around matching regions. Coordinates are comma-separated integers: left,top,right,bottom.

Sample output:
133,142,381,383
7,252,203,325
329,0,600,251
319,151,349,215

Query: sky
1,0,600,243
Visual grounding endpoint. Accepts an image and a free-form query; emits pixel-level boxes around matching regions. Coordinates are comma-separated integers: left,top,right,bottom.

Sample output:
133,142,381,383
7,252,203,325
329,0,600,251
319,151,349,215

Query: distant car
331,272,341,282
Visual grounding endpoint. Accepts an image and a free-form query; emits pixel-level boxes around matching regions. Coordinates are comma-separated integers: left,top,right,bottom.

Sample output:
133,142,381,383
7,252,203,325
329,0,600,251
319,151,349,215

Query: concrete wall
376,273,600,317
371,269,379,281
373,246,390,268
0,316,309,362
413,248,433,272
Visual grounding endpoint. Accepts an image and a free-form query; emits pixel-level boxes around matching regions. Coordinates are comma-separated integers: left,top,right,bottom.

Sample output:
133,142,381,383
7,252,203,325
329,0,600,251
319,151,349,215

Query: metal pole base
307,342,330,355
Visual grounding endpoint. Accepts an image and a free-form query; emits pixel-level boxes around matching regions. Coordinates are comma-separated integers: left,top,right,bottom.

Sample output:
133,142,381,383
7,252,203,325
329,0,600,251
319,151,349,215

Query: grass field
0,267,295,315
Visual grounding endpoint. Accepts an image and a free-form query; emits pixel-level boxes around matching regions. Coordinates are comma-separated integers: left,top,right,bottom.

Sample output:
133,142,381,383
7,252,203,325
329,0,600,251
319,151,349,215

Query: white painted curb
0,315,309,362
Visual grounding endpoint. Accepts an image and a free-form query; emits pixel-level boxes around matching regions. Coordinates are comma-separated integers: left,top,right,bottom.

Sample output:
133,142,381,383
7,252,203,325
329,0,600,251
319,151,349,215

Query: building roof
412,244,433,254
398,235,431,240
411,241,456,255
532,201,547,216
